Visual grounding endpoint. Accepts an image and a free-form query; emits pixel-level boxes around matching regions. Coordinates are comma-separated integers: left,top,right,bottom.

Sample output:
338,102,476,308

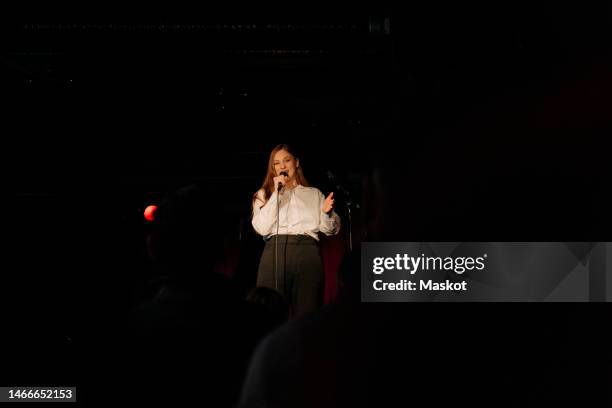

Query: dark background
5,3,612,406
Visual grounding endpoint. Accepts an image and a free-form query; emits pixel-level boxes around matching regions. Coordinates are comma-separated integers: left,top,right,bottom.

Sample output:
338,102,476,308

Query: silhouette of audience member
237,250,364,408
103,184,259,408
246,287,290,330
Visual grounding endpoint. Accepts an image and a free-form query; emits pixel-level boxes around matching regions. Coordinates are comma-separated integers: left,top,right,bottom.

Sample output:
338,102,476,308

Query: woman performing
252,144,341,316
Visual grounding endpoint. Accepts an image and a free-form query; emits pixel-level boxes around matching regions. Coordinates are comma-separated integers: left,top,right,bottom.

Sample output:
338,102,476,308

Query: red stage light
144,205,158,222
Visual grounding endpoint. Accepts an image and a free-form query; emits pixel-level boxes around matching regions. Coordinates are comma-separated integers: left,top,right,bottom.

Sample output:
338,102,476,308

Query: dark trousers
257,234,324,316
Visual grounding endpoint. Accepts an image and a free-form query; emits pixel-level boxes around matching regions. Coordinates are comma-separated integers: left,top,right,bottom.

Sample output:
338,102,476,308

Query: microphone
326,169,354,203
278,171,288,192
326,170,346,195
326,170,337,188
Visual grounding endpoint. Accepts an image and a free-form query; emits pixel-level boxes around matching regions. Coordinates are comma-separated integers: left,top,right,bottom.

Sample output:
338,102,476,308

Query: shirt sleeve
251,189,279,237
318,190,341,236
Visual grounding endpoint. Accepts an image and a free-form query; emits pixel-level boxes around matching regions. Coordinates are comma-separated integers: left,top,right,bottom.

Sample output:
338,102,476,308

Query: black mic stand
327,171,359,252
341,186,358,252
275,183,281,291
274,172,288,293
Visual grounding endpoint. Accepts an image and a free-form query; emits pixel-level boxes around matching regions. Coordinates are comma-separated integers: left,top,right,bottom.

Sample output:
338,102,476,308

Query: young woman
252,144,340,316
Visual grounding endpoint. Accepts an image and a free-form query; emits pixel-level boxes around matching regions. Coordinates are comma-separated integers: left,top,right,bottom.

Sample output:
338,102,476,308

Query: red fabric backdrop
320,234,346,304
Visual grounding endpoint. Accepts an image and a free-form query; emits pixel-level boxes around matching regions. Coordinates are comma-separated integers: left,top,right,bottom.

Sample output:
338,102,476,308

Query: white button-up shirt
252,185,341,241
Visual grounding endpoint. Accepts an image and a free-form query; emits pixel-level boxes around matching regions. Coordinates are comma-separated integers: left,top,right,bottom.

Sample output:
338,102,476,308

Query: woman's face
273,149,299,180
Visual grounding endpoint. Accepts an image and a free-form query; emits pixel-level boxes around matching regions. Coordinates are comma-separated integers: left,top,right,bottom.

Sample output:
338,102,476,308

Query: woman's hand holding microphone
274,172,289,192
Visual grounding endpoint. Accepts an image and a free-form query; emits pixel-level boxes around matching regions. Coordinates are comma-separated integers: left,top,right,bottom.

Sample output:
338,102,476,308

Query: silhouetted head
246,286,290,324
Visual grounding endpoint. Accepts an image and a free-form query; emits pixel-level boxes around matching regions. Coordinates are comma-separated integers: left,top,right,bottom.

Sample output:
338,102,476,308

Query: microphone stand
346,195,354,252
341,187,357,252
275,185,281,291
274,173,288,292
329,174,358,253
334,183,359,252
